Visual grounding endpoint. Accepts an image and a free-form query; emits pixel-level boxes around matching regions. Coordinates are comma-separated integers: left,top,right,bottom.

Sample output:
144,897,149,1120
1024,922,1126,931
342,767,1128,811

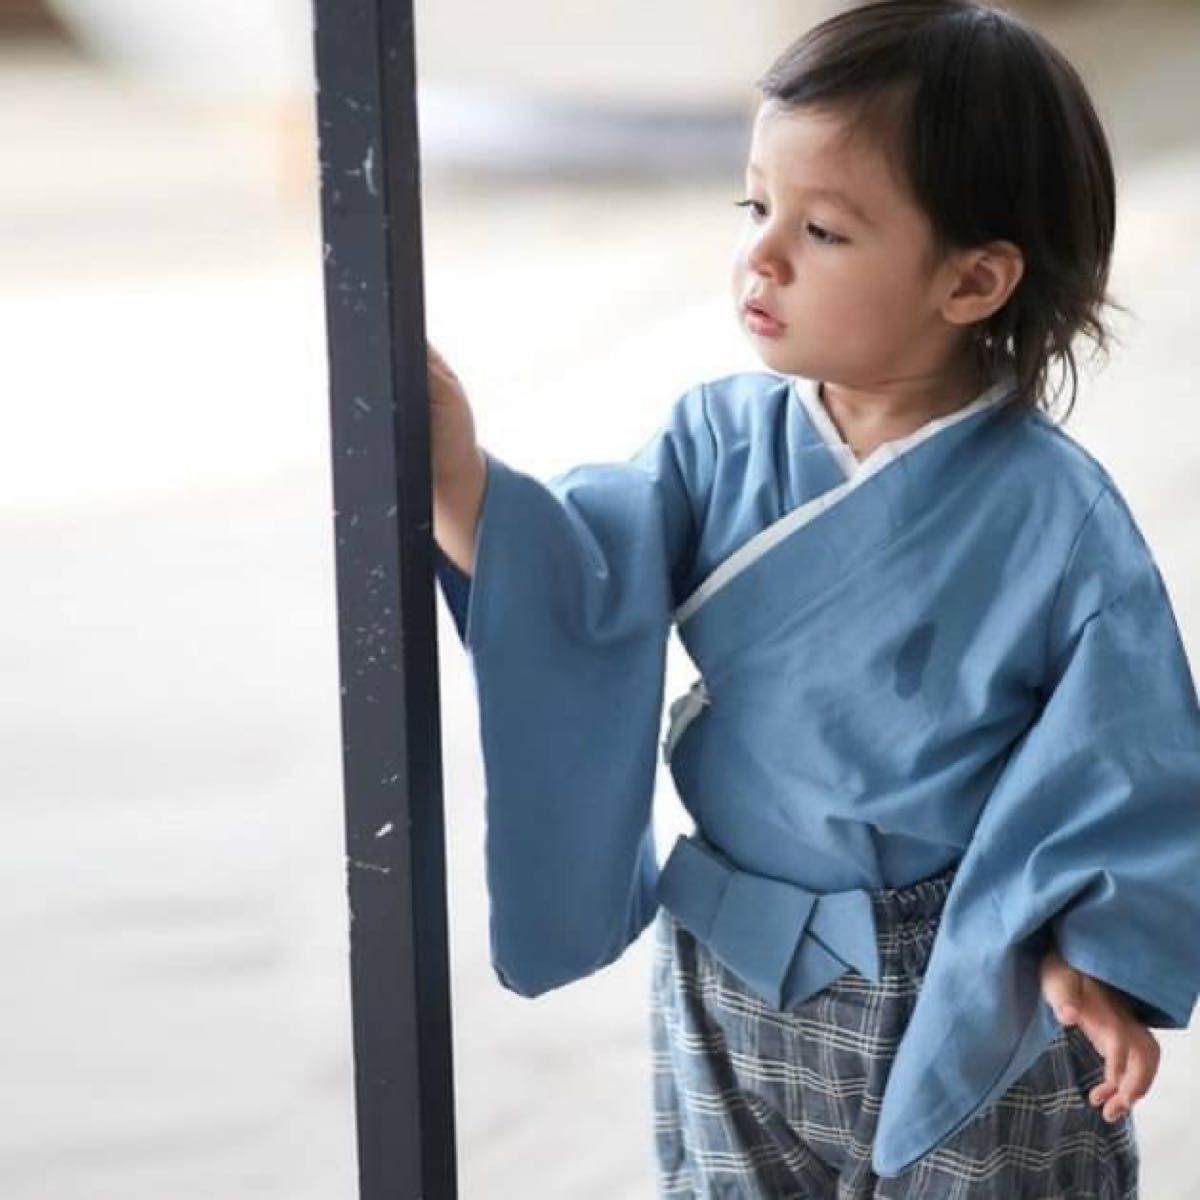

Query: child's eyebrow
745,162,876,228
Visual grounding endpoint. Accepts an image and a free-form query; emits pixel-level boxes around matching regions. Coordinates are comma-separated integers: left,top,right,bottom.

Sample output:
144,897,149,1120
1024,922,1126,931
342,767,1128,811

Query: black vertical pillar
312,2,458,1197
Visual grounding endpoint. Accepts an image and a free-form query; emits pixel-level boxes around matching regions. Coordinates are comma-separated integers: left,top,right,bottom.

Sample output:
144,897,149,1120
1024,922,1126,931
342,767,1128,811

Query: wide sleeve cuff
433,543,472,642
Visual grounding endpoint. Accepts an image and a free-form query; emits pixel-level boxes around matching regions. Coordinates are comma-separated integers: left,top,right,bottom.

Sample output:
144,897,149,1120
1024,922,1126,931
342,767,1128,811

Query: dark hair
754,0,1127,423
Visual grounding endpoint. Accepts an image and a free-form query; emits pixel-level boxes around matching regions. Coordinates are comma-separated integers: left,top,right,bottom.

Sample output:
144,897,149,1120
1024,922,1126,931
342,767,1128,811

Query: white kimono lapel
673,370,1018,626
660,370,1019,767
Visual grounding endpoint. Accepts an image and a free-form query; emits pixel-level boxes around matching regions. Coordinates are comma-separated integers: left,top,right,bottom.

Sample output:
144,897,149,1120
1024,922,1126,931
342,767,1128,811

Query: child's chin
752,341,805,373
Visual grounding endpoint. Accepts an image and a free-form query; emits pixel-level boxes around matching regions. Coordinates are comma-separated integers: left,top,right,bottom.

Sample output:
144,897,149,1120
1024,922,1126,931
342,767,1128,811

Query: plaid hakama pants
650,863,1140,1198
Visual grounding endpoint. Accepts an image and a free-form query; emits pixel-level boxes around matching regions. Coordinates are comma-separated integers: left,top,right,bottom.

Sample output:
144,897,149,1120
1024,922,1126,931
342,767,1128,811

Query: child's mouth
743,303,785,336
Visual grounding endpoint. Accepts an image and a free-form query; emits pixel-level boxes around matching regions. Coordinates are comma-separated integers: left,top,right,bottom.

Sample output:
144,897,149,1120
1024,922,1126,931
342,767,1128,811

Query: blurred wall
413,0,841,108
17,0,1173,109
0,0,63,33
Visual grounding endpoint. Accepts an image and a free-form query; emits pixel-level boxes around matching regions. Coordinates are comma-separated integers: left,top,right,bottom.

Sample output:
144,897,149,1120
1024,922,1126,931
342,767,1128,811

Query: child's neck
819,364,986,462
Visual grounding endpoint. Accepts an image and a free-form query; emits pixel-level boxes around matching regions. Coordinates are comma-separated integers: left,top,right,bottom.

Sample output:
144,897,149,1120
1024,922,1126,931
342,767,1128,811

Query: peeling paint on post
312,2,458,1197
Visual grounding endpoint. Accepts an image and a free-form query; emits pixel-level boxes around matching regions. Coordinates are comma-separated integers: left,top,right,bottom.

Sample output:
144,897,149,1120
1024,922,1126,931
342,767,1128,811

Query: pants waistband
867,861,959,928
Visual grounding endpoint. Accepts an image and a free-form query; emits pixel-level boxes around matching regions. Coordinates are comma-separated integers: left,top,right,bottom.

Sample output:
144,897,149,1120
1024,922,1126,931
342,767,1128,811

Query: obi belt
656,828,882,1011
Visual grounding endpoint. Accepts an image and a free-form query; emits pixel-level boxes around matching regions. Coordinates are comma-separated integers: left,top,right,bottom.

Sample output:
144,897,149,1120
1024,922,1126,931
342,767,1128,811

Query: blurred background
2,0,1198,1196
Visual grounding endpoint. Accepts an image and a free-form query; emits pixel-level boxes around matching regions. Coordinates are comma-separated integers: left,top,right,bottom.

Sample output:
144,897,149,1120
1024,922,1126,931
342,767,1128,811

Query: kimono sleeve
983,484,1200,1028
1034,486,1200,1027
434,383,716,997
433,544,471,639
864,481,1200,1177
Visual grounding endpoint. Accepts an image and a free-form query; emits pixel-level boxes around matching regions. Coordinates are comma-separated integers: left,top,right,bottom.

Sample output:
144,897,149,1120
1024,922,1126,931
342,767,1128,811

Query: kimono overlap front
434,369,1200,1178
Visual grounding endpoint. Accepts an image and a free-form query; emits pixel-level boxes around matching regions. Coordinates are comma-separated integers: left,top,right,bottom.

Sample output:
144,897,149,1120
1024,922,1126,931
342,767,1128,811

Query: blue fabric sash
656,831,881,1011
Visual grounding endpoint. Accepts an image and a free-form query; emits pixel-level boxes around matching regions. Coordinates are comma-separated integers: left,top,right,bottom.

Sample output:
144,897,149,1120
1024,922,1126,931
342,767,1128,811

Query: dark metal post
312,2,458,1196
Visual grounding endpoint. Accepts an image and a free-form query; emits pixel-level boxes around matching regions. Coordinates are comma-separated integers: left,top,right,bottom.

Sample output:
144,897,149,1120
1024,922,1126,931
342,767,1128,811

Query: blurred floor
2,5,1199,1197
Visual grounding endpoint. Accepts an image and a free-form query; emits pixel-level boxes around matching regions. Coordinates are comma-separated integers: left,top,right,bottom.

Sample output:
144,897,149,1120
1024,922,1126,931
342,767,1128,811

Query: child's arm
432,451,486,578
1031,486,1200,1031
428,340,486,576
429,355,718,997
876,481,1200,1169
1026,491,1200,1124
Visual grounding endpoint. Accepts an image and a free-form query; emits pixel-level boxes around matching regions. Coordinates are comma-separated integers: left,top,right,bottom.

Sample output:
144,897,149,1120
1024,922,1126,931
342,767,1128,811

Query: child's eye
733,198,766,220
732,199,846,246
804,222,846,246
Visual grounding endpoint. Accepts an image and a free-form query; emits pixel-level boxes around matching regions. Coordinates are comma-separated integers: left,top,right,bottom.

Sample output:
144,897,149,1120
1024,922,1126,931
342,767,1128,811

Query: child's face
732,100,968,389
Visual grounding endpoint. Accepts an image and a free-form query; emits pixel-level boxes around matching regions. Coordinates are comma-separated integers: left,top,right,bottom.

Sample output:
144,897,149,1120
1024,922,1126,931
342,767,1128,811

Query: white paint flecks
348,857,390,875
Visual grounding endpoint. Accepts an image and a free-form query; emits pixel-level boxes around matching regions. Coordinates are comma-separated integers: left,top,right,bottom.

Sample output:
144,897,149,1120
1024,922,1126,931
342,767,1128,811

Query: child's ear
941,240,1024,328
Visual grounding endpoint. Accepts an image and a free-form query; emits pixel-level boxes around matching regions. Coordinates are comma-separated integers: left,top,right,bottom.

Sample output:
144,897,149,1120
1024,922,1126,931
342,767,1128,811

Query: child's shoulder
697,368,790,396
677,369,794,435
697,369,792,409
648,371,791,457
1017,409,1164,593
1015,407,1137,523
1019,407,1115,488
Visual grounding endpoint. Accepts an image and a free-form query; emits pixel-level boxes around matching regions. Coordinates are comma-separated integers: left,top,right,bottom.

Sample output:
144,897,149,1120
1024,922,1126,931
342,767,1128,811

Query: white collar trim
794,371,1019,483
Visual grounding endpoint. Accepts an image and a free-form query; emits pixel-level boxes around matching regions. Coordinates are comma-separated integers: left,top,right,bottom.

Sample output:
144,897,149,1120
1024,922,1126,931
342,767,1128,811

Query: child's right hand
427,340,482,485
427,340,486,574
1040,945,1160,1124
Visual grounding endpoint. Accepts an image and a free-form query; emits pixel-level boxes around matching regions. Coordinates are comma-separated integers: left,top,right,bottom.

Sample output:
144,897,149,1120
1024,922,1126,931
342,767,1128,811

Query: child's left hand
1040,946,1161,1124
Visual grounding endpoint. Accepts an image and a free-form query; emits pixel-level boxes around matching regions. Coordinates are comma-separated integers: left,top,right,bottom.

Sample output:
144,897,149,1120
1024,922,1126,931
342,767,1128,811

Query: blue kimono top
433,367,1200,1178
